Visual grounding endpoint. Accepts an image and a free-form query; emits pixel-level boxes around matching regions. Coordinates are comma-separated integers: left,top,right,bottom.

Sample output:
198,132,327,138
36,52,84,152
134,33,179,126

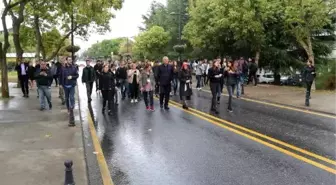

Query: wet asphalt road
78,81,336,185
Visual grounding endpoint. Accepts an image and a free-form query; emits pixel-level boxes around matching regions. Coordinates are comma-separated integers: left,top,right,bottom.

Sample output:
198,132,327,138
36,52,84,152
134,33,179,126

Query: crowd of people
14,55,316,122
15,57,78,126
81,56,262,115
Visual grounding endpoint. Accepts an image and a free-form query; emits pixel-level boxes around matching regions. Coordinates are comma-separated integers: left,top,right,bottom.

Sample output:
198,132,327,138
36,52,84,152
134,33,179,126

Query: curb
76,85,90,185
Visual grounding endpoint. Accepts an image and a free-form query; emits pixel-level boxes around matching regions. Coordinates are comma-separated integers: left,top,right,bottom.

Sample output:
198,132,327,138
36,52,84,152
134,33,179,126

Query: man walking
60,57,78,126
302,60,316,106
15,60,29,97
157,56,174,110
116,61,128,100
81,59,96,102
35,61,53,111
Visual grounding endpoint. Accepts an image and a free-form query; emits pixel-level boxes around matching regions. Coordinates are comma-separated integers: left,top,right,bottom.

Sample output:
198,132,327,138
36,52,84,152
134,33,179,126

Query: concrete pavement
0,84,87,185
78,80,336,185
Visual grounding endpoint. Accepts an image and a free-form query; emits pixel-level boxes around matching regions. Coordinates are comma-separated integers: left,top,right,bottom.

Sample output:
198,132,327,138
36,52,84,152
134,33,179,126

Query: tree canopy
133,26,171,60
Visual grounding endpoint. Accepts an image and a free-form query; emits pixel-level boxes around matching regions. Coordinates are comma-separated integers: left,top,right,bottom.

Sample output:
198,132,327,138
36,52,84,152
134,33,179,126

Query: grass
0,70,17,83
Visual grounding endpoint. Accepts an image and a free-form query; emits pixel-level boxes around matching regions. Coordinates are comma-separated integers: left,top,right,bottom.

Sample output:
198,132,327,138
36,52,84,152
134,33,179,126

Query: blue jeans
38,86,51,109
119,79,128,98
236,75,243,97
64,86,75,110
196,75,202,88
172,78,178,94
226,84,236,110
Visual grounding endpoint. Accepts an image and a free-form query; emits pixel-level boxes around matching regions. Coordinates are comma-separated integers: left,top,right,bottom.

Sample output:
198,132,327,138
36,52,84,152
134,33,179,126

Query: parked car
280,74,303,86
258,73,274,83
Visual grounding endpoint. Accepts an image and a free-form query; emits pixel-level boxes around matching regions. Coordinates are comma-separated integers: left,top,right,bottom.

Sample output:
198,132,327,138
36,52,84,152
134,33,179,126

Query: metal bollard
68,108,76,127
64,160,75,185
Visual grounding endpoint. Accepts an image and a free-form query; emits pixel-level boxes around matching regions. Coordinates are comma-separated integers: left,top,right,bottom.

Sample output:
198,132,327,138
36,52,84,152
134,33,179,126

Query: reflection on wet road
78,82,336,185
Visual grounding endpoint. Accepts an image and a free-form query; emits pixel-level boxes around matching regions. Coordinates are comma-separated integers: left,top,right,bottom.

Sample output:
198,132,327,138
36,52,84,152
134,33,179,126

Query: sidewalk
0,84,87,185
194,80,336,115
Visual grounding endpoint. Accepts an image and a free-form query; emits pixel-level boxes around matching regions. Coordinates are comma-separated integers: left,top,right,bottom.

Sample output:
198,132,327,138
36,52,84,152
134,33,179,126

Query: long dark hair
228,61,236,71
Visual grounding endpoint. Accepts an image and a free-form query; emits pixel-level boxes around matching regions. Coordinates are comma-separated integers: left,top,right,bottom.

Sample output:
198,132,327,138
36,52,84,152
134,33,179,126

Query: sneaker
135,99,138,103
39,108,45,111
131,99,134,103
228,109,233,113
49,103,52,110
164,106,170,110
146,106,150,110
160,105,163,109
150,106,155,111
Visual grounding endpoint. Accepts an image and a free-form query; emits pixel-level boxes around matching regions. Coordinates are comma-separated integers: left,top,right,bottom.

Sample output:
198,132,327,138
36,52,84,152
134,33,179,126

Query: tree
283,0,334,66
1,0,27,98
8,0,27,63
140,0,190,60
133,26,171,60
118,38,134,60
85,38,124,59
23,0,123,61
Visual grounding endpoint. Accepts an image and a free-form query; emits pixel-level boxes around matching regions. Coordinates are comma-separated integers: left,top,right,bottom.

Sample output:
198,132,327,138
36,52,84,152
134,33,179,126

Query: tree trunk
255,49,260,65
1,12,11,98
10,1,26,63
33,14,42,60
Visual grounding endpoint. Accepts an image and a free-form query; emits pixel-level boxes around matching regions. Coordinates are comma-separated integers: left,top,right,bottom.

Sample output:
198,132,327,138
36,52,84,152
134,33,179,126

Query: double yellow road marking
199,89,336,119
168,100,336,174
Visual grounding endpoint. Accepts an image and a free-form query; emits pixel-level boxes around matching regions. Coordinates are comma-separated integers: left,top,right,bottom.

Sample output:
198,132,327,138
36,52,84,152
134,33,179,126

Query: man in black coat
15,60,30,97
156,56,174,110
82,59,96,102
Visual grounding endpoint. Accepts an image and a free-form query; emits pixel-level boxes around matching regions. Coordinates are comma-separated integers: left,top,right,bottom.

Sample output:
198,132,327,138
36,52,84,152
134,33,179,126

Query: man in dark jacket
116,61,128,100
60,57,79,126
247,58,258,86
15,60,30,97
156,56,174,110
82,59,96,102
94,60,103,92
35,61,53,111
302,60,316,106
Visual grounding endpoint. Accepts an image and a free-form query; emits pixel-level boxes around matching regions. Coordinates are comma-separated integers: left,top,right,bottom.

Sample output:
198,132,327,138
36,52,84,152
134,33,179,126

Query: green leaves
133,26,171,60
86,38,124,58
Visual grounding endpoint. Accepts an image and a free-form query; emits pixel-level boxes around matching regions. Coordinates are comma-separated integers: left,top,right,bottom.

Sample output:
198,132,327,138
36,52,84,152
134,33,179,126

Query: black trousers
19,75,29,95
143,91,154,107
53,75,59,86
210,82,220,110
248,72,258,85
86,82,94,100
305,81,313,105
130,82,139,99
101,90,114,110
159,84,171,107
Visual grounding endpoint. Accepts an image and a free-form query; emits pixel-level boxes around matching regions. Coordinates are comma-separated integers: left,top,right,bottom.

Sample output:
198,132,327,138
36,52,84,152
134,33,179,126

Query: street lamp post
71,9,75,62
170,0,187,62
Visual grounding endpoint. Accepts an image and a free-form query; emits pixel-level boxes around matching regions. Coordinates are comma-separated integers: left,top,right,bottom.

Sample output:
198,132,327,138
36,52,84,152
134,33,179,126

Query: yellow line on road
199,89,336,119
169,100,336,166
167,101,336,174
87,111,114,185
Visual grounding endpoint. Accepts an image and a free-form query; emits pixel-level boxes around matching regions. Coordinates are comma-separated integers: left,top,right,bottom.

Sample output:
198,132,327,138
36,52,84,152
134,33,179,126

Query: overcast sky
76,0,167,51
0,0,167,52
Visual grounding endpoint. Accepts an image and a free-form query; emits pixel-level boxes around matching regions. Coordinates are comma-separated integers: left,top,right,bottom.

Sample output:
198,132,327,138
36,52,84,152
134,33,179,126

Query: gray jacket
139,70,155,90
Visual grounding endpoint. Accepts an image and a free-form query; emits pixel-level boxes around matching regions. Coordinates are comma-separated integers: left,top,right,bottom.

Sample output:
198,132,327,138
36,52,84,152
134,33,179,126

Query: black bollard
68,108,76,127
64,160,75,185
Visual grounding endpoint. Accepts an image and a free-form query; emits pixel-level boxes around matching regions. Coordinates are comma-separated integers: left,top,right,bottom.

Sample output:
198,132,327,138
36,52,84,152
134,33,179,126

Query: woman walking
127,63,141,103
224,61,238,112
179,62,192,109
140,64,155,111
302,60,316,106
208,60,222,114
172,61,179,95
98,64,116,115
